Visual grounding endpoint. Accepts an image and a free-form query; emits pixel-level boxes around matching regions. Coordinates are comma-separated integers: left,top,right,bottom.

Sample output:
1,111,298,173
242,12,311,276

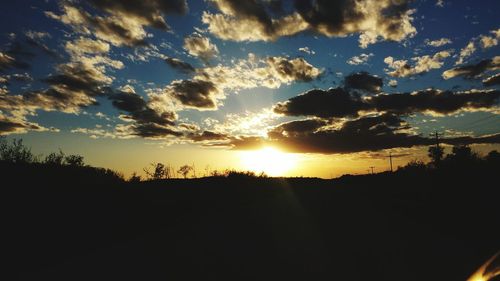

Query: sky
0,0,499,178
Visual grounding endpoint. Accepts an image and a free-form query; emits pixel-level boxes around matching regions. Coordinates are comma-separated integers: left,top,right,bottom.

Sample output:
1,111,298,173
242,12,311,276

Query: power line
460,115,499,130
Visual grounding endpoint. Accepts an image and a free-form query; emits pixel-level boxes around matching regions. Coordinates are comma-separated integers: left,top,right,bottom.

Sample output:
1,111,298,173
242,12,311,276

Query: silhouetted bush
65,154,85,167
398,159,427,173
44,150,65,165
0,137,36,163
128,172,142,182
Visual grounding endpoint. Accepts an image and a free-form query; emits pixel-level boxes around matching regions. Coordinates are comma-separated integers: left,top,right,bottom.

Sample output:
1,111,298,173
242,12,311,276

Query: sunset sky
0,0,499,177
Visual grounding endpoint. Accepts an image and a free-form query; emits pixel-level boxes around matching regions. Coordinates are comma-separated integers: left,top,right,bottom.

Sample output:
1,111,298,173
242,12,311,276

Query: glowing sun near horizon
240,147,298,176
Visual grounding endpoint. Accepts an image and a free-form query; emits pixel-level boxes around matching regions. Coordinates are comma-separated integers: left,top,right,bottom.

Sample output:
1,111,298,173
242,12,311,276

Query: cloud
183,33,219,62
229,113,500,154
264,114,427,153
268,118,328,138
483,73,500,86
87,0,188,30
443,56,500,79
273,87,364,118
0,73,33,85
436,0,445,7
202,0,308,42
425,38,452,47
203,0,417,47
384,50,452,77
273,82,500,119
454,28,499,65
65,37,110,55
46,1,188,47
0,51,29,72
455,41,476,65
344,72,382,93
106,87,184,139
479,28,500,49
188,130,229,142
366,89,500,116
266,56,322,83
298,47,315,55
347,53,374,65
192,54,322,94
117,122,184,139
164,57,195,74
109,89,176,126
202,108,279,137
163,79,221,110
22,30,58,58
294,0,417,48
0,114,55,135
0,37,123,128
388,79,398,88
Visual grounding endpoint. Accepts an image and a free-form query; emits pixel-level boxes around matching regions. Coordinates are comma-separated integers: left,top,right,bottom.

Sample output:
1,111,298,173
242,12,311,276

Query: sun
239,146,298,176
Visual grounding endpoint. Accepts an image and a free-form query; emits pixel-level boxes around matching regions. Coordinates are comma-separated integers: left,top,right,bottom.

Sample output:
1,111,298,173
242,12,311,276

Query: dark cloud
268,118,328,138
84,13,149,47
0,116,50,135
167,79,220,109
43,65,109,97
88,0,188,30
109,91,176,126
127,122,183,138
204,0,416,46
230,114,500,154
0,87,99,115
189,130,229,142
273,87,365,118
0,119,35,135
0,50,30,72
274,86,500,118
293,0,416,47
483,73,500,86
24,32,59,58
210,0,277,34
108,89,183,138
344,72,383,93
367,89,500,116
164,57,195,74
443,56,500,80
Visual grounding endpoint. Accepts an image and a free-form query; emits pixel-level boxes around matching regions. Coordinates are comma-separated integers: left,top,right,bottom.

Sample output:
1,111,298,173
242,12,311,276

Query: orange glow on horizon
239,146,299,176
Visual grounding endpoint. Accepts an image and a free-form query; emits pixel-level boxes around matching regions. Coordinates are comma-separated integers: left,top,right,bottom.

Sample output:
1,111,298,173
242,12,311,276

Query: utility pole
388,152,393,172
429,131,444,164
369,166,375,175
431,131,442,149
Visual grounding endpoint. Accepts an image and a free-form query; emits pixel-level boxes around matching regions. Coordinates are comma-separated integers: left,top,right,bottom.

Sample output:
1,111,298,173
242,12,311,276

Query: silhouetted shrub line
1,137,499,184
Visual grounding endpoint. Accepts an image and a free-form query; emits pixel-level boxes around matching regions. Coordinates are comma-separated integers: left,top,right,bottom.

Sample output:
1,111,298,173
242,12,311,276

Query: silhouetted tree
65,154,85,167
427,145,444,166
0,138,35,163
144,162,167,180
128,172,142,182
178,165,193,179
44,149,65,165
445,144,478,163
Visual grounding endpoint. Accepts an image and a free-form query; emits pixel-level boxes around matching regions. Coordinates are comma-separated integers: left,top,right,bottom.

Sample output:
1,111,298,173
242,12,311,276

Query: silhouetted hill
3,159,499,280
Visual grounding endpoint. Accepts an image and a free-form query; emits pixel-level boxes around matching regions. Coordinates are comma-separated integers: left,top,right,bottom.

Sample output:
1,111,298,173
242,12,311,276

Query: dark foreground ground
2,162,499,281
